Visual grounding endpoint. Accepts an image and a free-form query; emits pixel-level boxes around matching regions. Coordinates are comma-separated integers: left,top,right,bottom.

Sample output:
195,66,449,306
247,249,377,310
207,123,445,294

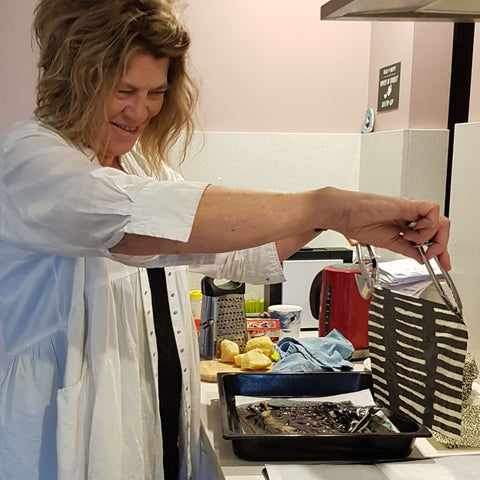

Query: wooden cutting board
200,359,272,382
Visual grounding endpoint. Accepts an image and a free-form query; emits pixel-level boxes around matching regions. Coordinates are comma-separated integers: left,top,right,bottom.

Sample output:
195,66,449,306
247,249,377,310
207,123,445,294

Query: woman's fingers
403,215,451,270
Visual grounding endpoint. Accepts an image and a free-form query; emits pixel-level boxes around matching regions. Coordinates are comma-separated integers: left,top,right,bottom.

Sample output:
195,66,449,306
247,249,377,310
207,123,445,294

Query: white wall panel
179,131,361,292
359,129,449,263
448,121,480,362
178,131,362,250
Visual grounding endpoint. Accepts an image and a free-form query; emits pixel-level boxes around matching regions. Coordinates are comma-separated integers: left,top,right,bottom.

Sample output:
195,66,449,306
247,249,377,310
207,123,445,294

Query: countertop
201,378,267,480
200,362,480,480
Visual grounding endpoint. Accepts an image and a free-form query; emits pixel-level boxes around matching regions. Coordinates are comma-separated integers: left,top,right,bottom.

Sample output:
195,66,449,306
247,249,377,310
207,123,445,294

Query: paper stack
378,258,442,298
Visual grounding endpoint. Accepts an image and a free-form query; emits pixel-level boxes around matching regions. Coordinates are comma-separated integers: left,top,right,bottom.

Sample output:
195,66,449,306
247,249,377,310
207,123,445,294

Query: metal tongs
415,242,463,318
355,242,463,319
355,243,378,300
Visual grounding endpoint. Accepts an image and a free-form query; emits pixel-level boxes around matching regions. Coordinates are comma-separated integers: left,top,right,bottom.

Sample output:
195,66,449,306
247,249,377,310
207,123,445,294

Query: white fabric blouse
0,119,285,480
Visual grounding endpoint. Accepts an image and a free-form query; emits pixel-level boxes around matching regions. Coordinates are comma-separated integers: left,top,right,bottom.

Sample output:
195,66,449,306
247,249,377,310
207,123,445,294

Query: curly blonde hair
33,0,198,173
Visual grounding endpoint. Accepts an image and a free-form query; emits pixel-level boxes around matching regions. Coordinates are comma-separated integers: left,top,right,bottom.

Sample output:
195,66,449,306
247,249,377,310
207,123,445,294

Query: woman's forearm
110,186,337,256
109,184,451,270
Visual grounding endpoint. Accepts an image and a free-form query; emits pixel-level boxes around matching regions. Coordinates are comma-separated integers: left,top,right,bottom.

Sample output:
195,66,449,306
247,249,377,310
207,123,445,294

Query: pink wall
367,22,414,131
0,0,37,132
367,21,453,132
409,23,453,129
0,0,371,135
469,29,480,122
185,0,371,133
1,1,477,135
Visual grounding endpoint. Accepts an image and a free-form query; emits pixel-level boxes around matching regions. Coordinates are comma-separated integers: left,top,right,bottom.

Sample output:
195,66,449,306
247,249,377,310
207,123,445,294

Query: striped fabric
368,287,468,439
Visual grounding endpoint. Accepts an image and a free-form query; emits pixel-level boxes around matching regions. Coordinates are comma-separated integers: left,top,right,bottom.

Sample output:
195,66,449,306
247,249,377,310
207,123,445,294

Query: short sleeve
0,120,208,257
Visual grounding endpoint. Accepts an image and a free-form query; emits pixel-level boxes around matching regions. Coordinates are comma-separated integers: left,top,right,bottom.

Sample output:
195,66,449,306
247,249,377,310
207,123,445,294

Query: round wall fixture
361,108,375,133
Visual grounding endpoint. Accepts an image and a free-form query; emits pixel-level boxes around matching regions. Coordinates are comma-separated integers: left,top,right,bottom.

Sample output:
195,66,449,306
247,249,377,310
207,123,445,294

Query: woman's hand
323,189,451,270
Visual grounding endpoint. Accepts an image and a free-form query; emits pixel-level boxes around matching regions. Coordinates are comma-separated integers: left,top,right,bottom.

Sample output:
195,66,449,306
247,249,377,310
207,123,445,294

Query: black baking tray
217,372,431,462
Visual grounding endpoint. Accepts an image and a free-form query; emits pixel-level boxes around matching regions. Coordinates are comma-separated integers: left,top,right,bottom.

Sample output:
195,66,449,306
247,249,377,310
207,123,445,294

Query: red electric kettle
310,263,371,353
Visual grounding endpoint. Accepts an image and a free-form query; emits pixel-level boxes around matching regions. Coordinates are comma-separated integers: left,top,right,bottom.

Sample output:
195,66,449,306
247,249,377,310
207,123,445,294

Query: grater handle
201,276,245,297
199,296,216,360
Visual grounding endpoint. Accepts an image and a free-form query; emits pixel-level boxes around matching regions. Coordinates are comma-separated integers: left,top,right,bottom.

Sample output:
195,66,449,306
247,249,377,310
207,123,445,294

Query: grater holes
215,294,248,352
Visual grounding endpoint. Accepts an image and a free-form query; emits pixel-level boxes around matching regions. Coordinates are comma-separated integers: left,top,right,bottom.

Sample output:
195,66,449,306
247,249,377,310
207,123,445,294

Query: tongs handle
415,243,463,319
355,244,378,299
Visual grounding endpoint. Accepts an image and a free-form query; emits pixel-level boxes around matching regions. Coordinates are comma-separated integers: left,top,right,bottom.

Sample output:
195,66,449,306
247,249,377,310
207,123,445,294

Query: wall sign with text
378,62,401,112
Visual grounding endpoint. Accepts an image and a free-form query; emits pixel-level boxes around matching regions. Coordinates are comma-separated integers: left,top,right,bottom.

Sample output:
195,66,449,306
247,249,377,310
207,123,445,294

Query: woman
0,0,450,479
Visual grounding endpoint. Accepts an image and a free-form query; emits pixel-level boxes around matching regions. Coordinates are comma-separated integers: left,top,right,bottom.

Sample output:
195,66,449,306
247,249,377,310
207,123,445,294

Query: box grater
199,276,248,360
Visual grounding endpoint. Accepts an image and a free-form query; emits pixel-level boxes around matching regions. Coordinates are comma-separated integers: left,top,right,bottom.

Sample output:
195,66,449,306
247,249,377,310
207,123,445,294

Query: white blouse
0,119,285,480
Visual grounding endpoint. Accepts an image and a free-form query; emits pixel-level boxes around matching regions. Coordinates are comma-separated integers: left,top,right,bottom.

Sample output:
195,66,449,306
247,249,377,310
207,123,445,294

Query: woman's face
96,53,170,166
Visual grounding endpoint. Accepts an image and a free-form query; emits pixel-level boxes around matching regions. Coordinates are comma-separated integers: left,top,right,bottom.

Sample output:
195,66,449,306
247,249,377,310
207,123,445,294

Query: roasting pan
217,372,431,462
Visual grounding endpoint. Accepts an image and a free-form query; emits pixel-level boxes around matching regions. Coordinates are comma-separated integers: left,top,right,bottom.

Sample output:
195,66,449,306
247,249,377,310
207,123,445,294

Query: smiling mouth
111,122,139,134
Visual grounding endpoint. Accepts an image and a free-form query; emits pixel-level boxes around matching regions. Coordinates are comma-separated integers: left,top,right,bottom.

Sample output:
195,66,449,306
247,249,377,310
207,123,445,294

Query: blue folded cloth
272,329,354,373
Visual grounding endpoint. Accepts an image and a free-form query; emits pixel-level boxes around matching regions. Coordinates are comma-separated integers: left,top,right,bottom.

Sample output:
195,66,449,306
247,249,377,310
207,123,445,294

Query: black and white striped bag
368,286,468,440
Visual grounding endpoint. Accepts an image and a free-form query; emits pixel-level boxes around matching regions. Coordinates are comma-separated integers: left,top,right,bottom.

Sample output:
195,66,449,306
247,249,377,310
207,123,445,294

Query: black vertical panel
445,23,475,217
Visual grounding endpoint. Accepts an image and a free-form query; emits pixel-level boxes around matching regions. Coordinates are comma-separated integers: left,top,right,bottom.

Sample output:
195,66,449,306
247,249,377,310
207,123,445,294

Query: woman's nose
125,95,151,122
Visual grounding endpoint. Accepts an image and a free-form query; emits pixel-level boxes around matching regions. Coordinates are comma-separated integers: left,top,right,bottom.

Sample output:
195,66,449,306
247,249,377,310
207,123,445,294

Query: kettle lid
327,263,360,272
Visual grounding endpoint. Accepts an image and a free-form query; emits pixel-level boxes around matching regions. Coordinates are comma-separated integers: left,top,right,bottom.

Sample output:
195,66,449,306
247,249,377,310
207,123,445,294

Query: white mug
267,304,302,339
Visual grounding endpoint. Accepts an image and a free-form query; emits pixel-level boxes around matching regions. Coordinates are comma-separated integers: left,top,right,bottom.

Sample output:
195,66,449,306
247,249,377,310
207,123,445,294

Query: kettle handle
309,270,323,319
201,276,246,297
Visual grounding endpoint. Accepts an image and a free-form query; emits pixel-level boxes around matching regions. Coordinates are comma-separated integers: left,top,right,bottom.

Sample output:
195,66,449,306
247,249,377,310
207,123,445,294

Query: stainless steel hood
321,0,480,22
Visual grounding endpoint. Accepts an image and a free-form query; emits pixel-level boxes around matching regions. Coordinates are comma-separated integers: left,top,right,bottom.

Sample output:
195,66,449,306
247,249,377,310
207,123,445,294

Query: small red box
246,318,280,342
